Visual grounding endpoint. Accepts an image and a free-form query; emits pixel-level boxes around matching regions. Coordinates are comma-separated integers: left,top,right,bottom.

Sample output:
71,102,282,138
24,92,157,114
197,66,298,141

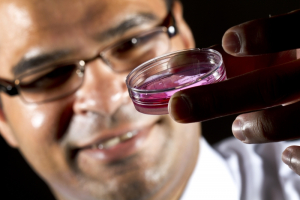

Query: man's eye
20,64,77,91
113,32,158,57
114,40,137,54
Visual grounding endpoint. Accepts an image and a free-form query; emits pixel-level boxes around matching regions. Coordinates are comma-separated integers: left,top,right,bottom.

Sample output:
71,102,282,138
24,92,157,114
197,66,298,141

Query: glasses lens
103,28,170,72
18,63,84,103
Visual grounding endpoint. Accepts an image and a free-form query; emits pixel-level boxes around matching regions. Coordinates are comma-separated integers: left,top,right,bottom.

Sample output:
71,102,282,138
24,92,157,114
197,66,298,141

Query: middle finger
169,59,300,123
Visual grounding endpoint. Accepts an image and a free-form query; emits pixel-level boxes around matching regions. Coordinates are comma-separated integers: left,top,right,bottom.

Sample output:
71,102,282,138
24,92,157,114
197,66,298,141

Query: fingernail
232,119,247,142
169,94,192,122
282,148,292,168
223,32,241,54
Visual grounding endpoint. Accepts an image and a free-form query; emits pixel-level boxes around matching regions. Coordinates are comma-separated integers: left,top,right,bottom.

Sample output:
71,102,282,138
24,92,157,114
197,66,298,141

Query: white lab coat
181,137,300,200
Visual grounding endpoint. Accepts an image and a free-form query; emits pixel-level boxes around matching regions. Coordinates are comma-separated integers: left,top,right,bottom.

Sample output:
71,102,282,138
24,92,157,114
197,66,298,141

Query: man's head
0,0,199,199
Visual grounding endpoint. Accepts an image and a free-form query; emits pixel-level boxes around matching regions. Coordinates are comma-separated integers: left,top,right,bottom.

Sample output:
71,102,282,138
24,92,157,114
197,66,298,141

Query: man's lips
82,130,138,150
74,122,157,163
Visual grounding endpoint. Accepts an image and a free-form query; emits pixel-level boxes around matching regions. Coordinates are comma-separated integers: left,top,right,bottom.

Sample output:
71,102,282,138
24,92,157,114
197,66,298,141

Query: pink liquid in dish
130,63,226,115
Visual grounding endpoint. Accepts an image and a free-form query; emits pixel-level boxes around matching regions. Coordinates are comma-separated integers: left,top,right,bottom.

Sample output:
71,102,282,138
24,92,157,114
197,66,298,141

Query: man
0,0,300,200
0,0,203,199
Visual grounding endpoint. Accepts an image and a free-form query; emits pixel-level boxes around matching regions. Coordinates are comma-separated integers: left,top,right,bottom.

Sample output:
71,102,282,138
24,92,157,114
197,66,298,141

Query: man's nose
73,59,130,116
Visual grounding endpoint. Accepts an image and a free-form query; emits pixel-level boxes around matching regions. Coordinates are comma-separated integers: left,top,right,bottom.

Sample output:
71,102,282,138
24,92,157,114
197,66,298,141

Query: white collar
180,138,239,200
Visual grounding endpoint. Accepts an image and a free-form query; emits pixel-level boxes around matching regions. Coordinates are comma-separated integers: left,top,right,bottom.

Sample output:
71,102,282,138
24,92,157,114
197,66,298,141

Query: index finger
211,44,297,78
168,59,300,123
222,9,300,56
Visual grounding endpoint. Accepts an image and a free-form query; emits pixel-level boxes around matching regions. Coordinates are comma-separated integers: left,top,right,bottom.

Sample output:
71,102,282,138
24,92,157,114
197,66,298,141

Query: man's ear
172,0,195,49
0,98,19,148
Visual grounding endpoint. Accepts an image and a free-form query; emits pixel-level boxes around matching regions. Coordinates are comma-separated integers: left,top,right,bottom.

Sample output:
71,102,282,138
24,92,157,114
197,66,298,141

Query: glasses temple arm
0,80,19,96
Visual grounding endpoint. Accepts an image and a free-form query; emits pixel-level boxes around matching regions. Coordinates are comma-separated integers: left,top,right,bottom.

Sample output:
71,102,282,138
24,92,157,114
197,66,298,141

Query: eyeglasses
0,12,177,104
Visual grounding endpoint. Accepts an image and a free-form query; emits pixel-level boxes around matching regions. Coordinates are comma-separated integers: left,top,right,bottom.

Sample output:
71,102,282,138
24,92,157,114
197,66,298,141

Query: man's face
0,0,199,199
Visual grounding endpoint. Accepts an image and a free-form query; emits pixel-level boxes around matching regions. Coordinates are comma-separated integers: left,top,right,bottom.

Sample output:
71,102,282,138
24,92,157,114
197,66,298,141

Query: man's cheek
10,100,71,148
14,107,73,176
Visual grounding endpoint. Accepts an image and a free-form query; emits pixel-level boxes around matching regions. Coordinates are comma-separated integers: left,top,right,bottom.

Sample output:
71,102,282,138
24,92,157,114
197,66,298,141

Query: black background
1,0,299,199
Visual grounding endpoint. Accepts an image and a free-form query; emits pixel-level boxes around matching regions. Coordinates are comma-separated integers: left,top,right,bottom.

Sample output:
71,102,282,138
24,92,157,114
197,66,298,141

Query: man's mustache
61,104,156,143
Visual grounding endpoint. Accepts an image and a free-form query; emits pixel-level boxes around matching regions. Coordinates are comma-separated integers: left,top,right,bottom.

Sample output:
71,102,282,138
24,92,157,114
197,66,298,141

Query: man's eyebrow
94,12,158,41
12,13,158,77
12,50,71,77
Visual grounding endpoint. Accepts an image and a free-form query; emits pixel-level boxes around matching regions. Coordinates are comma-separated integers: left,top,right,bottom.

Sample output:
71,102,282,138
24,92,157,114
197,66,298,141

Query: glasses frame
0,11,177,103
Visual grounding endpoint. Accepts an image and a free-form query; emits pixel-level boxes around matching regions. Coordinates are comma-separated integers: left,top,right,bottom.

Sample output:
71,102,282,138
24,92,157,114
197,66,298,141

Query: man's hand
168,9,300,174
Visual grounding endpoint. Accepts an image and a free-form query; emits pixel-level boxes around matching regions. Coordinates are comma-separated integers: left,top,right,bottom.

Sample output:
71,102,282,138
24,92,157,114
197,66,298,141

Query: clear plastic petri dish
126,48,227,115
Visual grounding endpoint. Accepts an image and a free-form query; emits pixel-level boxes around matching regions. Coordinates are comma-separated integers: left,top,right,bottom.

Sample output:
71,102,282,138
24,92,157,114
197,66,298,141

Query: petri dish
126,48,227,115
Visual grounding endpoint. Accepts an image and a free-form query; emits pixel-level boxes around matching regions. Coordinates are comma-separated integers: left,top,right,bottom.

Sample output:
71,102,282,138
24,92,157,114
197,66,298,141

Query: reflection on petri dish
126,48,227,115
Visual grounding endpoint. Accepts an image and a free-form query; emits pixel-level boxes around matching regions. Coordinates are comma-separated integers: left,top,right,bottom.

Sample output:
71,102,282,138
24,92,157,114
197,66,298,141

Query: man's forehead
0,0,167,77
0,0,167,47
0,1,98,30
0,0,166,26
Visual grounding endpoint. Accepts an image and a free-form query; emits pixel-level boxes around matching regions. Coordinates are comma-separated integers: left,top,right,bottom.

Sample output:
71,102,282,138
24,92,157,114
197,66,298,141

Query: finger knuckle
254,113,274,141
